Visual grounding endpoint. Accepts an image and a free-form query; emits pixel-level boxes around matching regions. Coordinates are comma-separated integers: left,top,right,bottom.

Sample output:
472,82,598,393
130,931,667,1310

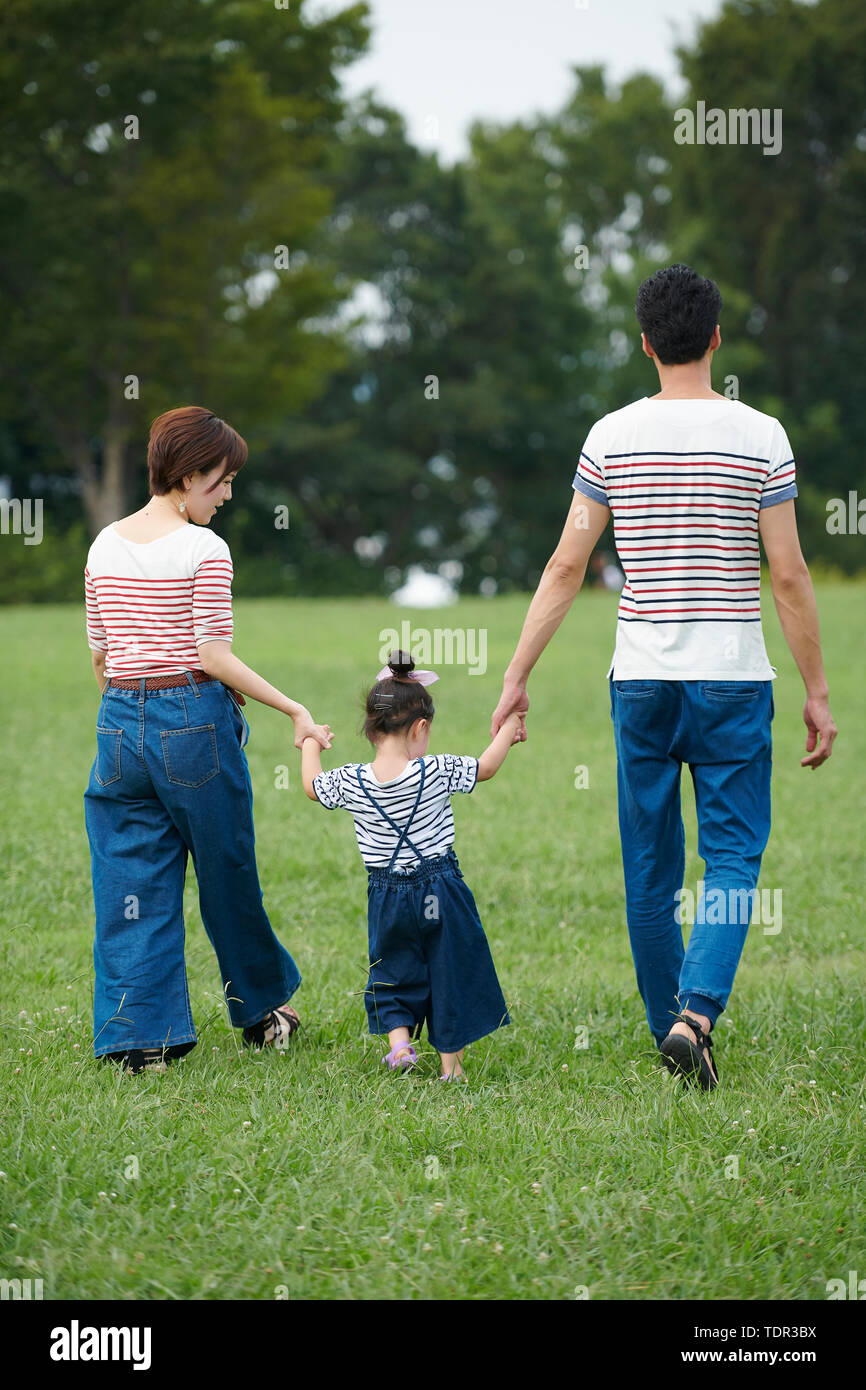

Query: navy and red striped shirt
572,397,797,679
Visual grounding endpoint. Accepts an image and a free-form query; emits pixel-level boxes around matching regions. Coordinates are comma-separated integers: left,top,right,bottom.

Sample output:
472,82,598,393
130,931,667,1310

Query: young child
301,650,522,1079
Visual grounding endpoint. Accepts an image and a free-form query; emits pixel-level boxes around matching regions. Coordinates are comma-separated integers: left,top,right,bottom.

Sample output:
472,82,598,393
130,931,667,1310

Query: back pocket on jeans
94,727,122,786
161,725,220,787
702,682,761,701
614,680,659,698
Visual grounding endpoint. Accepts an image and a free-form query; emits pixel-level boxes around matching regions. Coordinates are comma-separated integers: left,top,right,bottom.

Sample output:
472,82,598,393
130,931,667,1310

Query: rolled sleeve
572,421,609,505
760,421,798,509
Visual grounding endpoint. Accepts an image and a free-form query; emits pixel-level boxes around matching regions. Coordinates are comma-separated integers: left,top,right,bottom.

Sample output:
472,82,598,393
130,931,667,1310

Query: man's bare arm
758,500,837,768
491,492,611,737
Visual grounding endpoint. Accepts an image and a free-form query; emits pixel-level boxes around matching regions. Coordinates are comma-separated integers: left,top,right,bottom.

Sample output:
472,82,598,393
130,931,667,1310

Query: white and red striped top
85,523,233,678
573,397,798,680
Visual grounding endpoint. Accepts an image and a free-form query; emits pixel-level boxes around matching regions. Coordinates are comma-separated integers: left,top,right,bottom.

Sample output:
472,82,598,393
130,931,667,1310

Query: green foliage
1,0,864,594
668,0,866,565
0,0,371,528
0,521,89,604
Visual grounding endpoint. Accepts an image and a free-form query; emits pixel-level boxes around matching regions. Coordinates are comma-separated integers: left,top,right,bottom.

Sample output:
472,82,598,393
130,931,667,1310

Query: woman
83,406,333,1073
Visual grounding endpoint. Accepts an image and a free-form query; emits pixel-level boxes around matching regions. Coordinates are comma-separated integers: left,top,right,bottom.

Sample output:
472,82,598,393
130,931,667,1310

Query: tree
668,0,866,563
0,0,370,532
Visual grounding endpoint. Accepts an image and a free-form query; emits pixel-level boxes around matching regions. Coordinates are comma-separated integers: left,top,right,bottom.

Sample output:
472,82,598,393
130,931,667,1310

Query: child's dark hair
363,650,435,746
635,263,722,365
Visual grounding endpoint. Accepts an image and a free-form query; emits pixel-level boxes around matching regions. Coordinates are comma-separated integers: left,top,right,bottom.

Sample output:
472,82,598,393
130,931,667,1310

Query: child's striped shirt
313,754,478,872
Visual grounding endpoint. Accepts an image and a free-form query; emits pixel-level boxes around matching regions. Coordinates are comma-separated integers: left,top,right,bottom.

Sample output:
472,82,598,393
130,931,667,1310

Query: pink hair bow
376,665,439,686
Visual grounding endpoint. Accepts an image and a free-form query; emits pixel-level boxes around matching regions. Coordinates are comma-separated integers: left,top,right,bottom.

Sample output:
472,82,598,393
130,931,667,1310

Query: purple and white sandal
383,1042,417,1071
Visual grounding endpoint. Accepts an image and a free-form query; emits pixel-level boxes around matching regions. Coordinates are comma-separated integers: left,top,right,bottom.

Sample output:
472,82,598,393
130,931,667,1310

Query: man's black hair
635,264,722,365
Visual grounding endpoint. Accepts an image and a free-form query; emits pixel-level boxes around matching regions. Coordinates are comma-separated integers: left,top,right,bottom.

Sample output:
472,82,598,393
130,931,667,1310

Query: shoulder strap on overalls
355,758,427,870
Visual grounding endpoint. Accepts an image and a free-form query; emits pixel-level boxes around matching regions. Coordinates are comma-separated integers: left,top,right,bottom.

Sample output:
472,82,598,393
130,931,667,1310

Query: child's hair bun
387,649,415,678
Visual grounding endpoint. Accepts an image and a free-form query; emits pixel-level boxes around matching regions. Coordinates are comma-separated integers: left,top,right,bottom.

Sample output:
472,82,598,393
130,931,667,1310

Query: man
491,264,837,1090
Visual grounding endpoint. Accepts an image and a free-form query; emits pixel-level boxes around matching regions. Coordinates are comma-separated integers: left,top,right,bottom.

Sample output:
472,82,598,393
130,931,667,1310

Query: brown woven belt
109,670,245,704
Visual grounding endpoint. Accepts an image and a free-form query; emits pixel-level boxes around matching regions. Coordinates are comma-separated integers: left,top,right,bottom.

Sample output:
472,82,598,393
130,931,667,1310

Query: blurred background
1,0,864,604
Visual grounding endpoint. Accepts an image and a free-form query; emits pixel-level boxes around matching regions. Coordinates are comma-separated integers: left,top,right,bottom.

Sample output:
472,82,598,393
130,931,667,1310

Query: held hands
478,707,525,782
290,707,334,751
504,710,525,745
801,695,837,769
491,680,529,741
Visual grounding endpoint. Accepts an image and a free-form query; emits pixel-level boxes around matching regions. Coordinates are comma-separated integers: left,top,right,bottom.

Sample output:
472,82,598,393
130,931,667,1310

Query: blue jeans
84,674,300,1058
365,848,511,1052
610,679,773,1046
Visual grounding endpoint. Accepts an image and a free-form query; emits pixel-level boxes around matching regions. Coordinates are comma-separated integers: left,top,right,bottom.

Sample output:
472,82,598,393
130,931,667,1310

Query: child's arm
301,735,324,801
477,711,523,782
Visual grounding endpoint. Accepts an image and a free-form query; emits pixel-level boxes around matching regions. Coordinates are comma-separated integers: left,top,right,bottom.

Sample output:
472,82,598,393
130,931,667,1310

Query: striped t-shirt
85,523,233,677
572,397,798,680
313,754,479,871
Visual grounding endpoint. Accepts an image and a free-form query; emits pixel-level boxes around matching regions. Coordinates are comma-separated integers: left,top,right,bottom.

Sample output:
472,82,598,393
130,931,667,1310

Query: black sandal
659,1012,719,1091
242,1004,301,1052
118,1048,170,1075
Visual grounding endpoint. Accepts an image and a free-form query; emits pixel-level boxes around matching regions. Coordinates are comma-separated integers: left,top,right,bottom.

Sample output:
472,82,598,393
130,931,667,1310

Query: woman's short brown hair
147,406,247,496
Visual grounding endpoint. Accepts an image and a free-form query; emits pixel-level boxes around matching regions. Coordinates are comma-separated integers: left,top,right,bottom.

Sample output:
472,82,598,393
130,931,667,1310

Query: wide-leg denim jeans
610,678,773,1046
84,674,300,1058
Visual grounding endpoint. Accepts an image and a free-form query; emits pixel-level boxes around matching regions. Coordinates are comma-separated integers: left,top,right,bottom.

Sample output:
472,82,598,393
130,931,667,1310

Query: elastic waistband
366,847,459,886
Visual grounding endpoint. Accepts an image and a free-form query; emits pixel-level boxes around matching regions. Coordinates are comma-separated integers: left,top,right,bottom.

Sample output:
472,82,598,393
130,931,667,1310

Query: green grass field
0,584,863,1301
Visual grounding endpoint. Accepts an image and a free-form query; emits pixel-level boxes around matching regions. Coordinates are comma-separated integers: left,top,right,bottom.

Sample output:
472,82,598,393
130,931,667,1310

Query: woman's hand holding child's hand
291,707,334,751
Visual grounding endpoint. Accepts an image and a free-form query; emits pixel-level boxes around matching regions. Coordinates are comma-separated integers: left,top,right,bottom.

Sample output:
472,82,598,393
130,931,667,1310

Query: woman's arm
91,650,107,691
198,640,333,750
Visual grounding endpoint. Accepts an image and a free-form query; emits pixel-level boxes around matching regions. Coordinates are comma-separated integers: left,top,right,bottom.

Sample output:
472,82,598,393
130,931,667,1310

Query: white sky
315,0,724,163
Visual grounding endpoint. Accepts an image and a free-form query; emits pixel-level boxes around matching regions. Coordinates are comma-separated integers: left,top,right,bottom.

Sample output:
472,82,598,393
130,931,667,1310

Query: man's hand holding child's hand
506,711,525,745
